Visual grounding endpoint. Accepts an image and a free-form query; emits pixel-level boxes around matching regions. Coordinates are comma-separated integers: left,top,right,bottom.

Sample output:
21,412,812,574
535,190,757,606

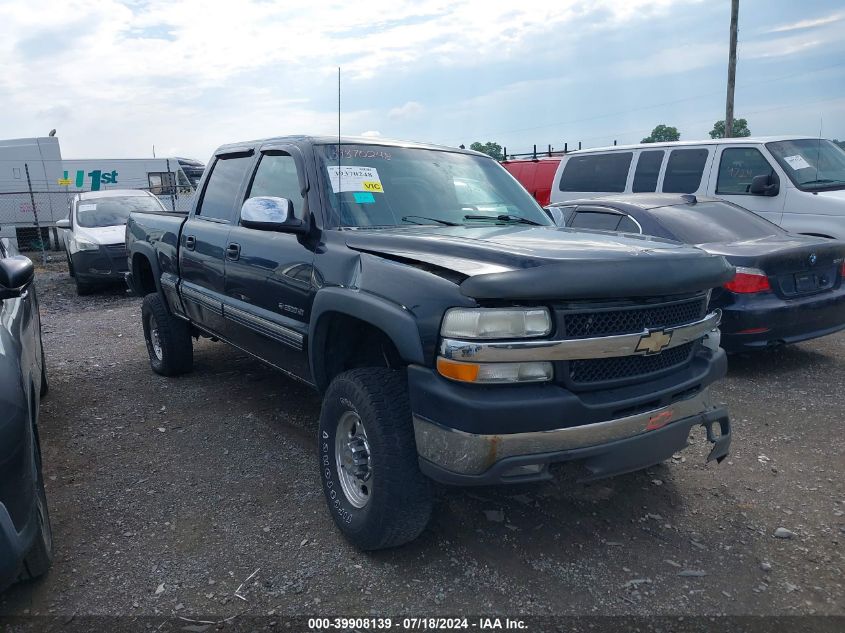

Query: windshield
316,144,550,228
649,200,784,244
766,139,845,191
76,196,165,228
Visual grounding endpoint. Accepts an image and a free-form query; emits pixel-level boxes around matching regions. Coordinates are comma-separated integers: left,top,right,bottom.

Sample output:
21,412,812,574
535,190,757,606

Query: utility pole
724,0,739,138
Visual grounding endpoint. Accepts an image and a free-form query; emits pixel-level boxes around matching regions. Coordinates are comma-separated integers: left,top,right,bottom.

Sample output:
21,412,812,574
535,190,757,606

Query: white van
60,157,205,212
548,136,845,239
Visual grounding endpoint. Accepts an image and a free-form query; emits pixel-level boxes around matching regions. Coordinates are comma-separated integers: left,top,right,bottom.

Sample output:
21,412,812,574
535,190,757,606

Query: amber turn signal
436,357,480,382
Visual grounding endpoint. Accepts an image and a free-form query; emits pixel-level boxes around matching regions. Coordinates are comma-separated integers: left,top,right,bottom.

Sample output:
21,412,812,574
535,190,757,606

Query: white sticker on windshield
783,154,811,170
78,204,97,211
326,165,383,194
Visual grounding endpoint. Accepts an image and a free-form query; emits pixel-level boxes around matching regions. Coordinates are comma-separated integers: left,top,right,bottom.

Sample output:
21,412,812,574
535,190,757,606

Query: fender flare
129,243,163,296
308,287,425,391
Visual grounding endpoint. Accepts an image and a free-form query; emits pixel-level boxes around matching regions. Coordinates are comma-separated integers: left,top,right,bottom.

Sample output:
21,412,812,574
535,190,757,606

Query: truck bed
125,210,187,296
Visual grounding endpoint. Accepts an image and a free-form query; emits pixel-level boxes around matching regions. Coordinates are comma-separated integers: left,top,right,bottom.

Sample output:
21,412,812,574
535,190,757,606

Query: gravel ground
1,260,843,621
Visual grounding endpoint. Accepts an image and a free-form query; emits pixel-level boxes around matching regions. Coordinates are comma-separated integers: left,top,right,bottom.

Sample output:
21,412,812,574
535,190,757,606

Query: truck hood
345,225,735,300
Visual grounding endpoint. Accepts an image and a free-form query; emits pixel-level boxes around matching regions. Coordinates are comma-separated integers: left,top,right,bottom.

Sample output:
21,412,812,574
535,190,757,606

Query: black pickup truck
126,136,734,550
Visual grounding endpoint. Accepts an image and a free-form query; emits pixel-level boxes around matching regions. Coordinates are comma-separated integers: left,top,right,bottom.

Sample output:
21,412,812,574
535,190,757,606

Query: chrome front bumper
414,388,719,479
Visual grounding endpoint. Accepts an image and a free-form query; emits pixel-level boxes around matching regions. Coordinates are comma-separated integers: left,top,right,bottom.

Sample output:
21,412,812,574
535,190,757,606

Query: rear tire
142,293,193,376
318,368,433,550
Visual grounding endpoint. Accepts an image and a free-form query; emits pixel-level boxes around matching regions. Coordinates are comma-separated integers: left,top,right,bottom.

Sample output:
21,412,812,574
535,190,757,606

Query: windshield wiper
802,179,845,186
463,213,542,226
401,215,461,226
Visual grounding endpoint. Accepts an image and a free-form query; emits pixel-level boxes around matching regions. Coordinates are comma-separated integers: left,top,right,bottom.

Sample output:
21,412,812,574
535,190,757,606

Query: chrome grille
562,297,707,338
557,295,708,388
570,341,696,385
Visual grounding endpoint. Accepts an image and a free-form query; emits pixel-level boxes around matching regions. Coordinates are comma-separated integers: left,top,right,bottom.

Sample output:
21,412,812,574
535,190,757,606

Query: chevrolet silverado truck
126,136,734,550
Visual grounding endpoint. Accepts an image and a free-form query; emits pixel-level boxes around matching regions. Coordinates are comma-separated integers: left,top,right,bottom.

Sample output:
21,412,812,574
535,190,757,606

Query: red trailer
501,157,562,206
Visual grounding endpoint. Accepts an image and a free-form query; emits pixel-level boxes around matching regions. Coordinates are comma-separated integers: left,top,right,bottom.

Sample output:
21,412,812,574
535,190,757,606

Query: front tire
318,368,433,550
141,293,193,376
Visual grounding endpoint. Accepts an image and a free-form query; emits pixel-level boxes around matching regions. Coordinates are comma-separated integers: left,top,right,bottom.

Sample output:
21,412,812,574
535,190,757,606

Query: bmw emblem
808,253,817,266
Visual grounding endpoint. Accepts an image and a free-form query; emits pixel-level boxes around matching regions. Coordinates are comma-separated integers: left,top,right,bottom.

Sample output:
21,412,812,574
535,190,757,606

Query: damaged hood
345,225,735,300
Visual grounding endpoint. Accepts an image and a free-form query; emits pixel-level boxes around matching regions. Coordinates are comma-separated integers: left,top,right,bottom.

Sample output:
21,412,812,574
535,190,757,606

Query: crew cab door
222,146,314,381
179,150,254,336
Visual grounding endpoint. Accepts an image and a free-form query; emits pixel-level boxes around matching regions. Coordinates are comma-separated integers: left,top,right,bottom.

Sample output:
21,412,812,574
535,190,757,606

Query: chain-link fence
0,187,195,256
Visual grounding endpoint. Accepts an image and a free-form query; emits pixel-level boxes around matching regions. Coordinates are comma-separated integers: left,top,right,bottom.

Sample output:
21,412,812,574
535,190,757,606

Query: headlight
73,236,99,251
441,307,551,339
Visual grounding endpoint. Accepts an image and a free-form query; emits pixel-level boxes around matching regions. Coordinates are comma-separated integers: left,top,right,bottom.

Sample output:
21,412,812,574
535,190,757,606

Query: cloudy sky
1,0,843,162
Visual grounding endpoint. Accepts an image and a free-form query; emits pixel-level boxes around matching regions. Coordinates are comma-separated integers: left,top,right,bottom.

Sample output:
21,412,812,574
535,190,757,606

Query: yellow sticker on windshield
327,166,384,194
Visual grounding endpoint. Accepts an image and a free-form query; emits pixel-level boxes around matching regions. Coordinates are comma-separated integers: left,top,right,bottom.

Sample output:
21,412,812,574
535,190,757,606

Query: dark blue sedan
548,194,845,352
0,239,52,591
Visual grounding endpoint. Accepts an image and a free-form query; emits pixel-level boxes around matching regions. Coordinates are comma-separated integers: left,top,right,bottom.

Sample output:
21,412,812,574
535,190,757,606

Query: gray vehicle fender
129,241,164,296
308,287,425,386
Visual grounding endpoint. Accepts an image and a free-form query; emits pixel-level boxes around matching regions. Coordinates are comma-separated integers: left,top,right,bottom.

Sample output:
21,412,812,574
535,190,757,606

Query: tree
469,141,503,160
709,118,750,139
641,125,680,143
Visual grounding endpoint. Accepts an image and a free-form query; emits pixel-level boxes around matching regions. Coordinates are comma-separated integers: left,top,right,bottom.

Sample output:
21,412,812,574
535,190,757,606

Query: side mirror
0,255,34,300
56,217,71,229
750,174,779,197
240,197,306,233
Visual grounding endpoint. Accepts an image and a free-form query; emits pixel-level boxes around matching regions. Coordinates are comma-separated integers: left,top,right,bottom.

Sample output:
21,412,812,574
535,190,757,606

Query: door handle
226,243,241,261
184,235,196,250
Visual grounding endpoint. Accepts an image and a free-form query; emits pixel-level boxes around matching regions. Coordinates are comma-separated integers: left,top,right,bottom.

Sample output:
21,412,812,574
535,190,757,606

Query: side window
716,148,776,194
632,150,664,193
662,149,709,193
545,204,575,226
616,215,641,233
616,215,642,233
176,169,192,193
148,172,175,196
196,154,253,222
557,205,576,224
246,152,305,219
569,210,623,231
559,153,632,193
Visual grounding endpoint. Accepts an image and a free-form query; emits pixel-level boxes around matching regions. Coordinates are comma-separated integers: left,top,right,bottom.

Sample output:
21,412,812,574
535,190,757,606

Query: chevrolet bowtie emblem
636,329,673,355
